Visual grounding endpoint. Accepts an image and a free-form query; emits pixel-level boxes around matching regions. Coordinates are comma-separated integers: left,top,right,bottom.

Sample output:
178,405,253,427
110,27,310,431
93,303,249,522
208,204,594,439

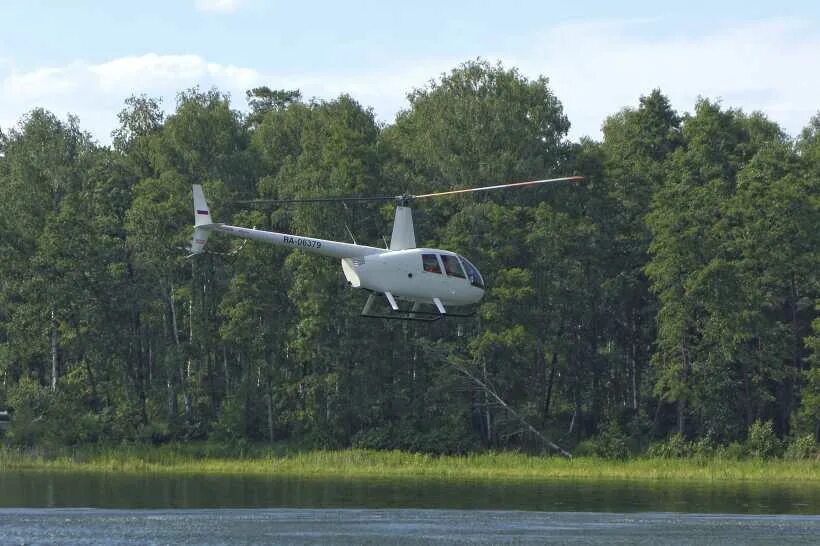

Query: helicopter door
440,254,466,279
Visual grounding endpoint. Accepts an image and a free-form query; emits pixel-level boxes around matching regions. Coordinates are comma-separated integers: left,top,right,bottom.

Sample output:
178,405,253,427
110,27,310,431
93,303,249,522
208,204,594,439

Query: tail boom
190,184,384,258
214,224,384,259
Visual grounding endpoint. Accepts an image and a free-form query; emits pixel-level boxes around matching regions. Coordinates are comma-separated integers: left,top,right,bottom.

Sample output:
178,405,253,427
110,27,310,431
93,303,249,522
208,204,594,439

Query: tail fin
193,184,212,226
190,185,214,255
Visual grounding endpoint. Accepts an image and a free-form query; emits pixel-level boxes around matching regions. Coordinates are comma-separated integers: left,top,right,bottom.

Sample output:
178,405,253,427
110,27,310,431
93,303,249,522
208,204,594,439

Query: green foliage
746,420,782,459
647,434,693,459
388,59,569,186
5,377,54,447
4,376,107,448
795,314,820,438
644,98,817,442
587,420,631,459
210,396,249,445
784,434,818,460
714,442,747,460
352,421,479,455
646,434,719,459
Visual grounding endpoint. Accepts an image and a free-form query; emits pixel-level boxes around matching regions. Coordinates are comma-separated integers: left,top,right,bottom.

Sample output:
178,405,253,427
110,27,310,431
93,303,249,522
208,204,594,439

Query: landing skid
360,294,475,322
361,309,442,322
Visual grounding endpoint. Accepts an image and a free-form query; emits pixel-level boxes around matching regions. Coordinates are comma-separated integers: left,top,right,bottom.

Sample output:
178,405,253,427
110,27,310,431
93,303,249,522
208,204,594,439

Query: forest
0,60,817,457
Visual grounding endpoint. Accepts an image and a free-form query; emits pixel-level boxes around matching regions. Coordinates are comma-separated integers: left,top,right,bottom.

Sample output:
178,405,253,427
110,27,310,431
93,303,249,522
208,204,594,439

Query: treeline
0,60,817,455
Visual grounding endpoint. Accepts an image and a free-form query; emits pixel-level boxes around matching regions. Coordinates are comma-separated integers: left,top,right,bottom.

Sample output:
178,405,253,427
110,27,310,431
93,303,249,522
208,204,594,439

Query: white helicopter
190,176,582,321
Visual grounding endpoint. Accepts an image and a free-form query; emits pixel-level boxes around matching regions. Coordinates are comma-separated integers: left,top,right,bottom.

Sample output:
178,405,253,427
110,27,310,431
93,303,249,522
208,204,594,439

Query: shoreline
2,447,818,483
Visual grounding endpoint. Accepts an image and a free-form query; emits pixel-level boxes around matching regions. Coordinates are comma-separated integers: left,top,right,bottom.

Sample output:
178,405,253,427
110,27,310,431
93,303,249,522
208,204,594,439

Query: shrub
571,439,598,457
689,437,716,459
715,441,747,460
136,421,172,445
588,420,630,459
210,396,247,444
784,434,817,460
646,433,691,458
351,425,394,450
746,420,781,459
5,377,56,447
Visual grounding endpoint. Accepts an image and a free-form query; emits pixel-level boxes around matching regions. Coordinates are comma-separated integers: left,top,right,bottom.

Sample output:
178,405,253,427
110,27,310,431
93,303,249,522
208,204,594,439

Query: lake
1,472,818,544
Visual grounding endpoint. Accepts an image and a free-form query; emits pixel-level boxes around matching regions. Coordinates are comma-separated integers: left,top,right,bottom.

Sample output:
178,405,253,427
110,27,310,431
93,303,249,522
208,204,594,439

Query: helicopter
190,176,582,321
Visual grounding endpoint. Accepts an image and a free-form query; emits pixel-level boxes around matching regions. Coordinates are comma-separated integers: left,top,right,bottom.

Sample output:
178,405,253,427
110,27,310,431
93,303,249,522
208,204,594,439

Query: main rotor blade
234,175,583,206
413,176,583,199
236,195,396,205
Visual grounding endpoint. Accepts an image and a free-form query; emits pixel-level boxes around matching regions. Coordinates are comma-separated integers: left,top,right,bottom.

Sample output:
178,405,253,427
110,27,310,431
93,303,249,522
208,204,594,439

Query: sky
1,1,818,144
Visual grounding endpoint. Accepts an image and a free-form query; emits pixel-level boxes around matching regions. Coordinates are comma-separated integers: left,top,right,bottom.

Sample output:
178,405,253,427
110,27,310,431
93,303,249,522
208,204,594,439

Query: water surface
1,508,818,545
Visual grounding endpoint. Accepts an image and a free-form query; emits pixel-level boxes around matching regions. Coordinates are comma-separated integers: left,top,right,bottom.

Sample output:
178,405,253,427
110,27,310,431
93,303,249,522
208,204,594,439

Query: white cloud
0,18,818,144
282,58,461,120
0,54,264,141
0,53,453,144
506,17,820,139
195,0,242,14
90,54,260,93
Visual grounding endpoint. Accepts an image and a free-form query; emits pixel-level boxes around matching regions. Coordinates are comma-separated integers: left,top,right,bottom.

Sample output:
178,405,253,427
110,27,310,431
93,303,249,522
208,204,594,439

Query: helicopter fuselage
195,221,485,311
342,248,484,307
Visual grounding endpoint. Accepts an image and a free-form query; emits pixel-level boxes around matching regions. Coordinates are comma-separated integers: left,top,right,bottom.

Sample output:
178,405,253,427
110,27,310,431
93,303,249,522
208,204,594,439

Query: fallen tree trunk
454,363,572,459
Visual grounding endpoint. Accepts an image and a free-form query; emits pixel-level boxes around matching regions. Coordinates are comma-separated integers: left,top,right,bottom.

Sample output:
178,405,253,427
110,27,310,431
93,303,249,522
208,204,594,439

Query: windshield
459,256,484,288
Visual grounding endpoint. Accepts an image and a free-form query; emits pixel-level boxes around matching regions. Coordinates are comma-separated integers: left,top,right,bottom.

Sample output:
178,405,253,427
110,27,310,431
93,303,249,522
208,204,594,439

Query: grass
1,445,818,483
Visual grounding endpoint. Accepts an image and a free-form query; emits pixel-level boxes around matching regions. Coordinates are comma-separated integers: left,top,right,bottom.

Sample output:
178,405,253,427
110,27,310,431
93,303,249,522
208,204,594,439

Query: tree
645,100,808,441
384,59,577,449
0,110,97,392
598,90,683,437
246,87,302,128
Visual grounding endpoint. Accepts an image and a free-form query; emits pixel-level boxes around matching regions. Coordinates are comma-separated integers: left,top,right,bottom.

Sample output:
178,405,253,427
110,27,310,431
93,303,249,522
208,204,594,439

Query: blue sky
1,1,818,143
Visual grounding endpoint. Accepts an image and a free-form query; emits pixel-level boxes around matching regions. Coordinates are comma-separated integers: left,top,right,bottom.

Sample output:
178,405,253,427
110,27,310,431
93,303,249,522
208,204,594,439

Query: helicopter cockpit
421,252,485,289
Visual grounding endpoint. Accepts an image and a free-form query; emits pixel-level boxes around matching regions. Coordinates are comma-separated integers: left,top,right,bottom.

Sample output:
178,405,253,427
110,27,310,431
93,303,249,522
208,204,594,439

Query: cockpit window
460,256,485,288
422,254,442,274
441,254,465,278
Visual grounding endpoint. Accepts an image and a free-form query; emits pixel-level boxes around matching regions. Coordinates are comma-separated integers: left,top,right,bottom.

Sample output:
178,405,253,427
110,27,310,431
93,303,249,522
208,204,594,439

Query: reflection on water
0,471,818,514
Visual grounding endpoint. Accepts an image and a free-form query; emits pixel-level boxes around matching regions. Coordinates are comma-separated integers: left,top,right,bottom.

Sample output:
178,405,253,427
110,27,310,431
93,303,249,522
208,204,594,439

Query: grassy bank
1,445,818,483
